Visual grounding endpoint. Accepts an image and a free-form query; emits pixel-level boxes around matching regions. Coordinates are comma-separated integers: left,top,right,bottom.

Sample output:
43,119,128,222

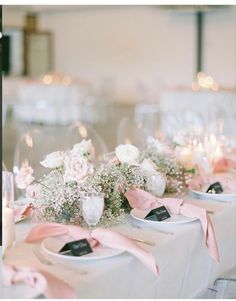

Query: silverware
145,227,174,235
206,199,232,204
128,236,156,246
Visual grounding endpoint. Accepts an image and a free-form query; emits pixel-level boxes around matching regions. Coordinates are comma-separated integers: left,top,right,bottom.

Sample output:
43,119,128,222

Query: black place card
145,206,171,222
206,182,223,194
59,239,93,256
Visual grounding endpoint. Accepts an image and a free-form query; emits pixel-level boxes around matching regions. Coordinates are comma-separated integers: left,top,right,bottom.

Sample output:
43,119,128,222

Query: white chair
2,103,8,127
65,121,108,165
206,278,236,298
135,103,212,139
2,161,8,171
13,129,59,179
116,116,150,149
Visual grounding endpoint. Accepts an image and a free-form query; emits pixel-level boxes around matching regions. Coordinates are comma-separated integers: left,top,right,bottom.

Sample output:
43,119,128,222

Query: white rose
64,153,94,183
72,139,95,160
140,159,157,177
40,151,64,169
115,144,140,165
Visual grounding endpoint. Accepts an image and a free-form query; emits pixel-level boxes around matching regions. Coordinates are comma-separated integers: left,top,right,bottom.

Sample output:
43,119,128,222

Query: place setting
39,192,126,264
189,173,236,202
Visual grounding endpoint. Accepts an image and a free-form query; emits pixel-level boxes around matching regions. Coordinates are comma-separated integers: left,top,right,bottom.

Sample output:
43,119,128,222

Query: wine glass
13,129,59,199
81,192,104,234
116,117,148,148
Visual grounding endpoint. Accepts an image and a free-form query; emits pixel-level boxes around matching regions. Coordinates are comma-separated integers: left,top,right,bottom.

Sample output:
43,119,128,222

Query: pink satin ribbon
2,264,76,299
25,223,159,276
125,188,220,263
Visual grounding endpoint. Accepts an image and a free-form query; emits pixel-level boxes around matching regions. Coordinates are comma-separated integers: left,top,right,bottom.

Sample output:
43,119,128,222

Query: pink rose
26,184,39,199
63,152,94,183
15,162,35,189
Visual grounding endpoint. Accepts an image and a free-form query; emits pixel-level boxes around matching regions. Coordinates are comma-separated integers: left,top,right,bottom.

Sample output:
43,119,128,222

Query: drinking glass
146,173,166,198
81,192,104,233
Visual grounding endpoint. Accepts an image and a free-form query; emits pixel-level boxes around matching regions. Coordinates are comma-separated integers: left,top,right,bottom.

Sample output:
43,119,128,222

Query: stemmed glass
81,192,104,234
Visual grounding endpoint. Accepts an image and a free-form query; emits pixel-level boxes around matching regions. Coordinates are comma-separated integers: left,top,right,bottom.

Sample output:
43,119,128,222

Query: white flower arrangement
15,140,193,226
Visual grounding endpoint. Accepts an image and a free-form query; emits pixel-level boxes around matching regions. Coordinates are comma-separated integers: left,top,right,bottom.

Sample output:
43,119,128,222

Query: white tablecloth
1,195,236,298
135,91,236,137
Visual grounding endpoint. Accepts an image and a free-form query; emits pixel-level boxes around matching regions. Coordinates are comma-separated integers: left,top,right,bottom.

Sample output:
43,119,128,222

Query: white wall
39,7,195,101
2,8,26,28
3,6,236,102
204,8,236,87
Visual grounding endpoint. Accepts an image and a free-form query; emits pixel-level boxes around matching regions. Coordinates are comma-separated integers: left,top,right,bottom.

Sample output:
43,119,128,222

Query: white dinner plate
189,173,236,202
41,236,124,263
189,189,236,202
130,208,198,226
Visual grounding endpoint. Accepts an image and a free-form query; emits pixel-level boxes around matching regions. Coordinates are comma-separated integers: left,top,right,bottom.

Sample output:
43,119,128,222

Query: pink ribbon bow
25,223,159,276
125,188,220,263
2,264,76,299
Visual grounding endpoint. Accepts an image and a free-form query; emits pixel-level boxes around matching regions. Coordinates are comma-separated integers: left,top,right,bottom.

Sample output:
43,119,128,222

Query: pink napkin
2,264,76,299
125,188,220,263
189,174,236,193
14,203,33,222
213,157,236,172
25,223,159,276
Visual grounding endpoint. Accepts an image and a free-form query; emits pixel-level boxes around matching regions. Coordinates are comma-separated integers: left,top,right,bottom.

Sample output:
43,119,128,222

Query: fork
131,223,174,235
128,236,156,246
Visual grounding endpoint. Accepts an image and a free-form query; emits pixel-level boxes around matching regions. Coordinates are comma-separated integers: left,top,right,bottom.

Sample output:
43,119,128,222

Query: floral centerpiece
15,138,193,226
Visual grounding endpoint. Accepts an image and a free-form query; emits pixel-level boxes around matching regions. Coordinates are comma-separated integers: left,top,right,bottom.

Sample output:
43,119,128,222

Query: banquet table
1,194,236,299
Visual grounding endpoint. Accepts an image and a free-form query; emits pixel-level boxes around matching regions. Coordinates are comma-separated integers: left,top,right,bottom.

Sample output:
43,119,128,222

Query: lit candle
192,142,204,160
210,134,217,148
2,172,15,256
2,204,15,256
176,146,193,168
214,145,223,162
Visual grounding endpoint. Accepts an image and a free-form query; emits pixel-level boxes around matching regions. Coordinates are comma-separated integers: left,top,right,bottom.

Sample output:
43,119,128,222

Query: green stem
34,180,51,191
